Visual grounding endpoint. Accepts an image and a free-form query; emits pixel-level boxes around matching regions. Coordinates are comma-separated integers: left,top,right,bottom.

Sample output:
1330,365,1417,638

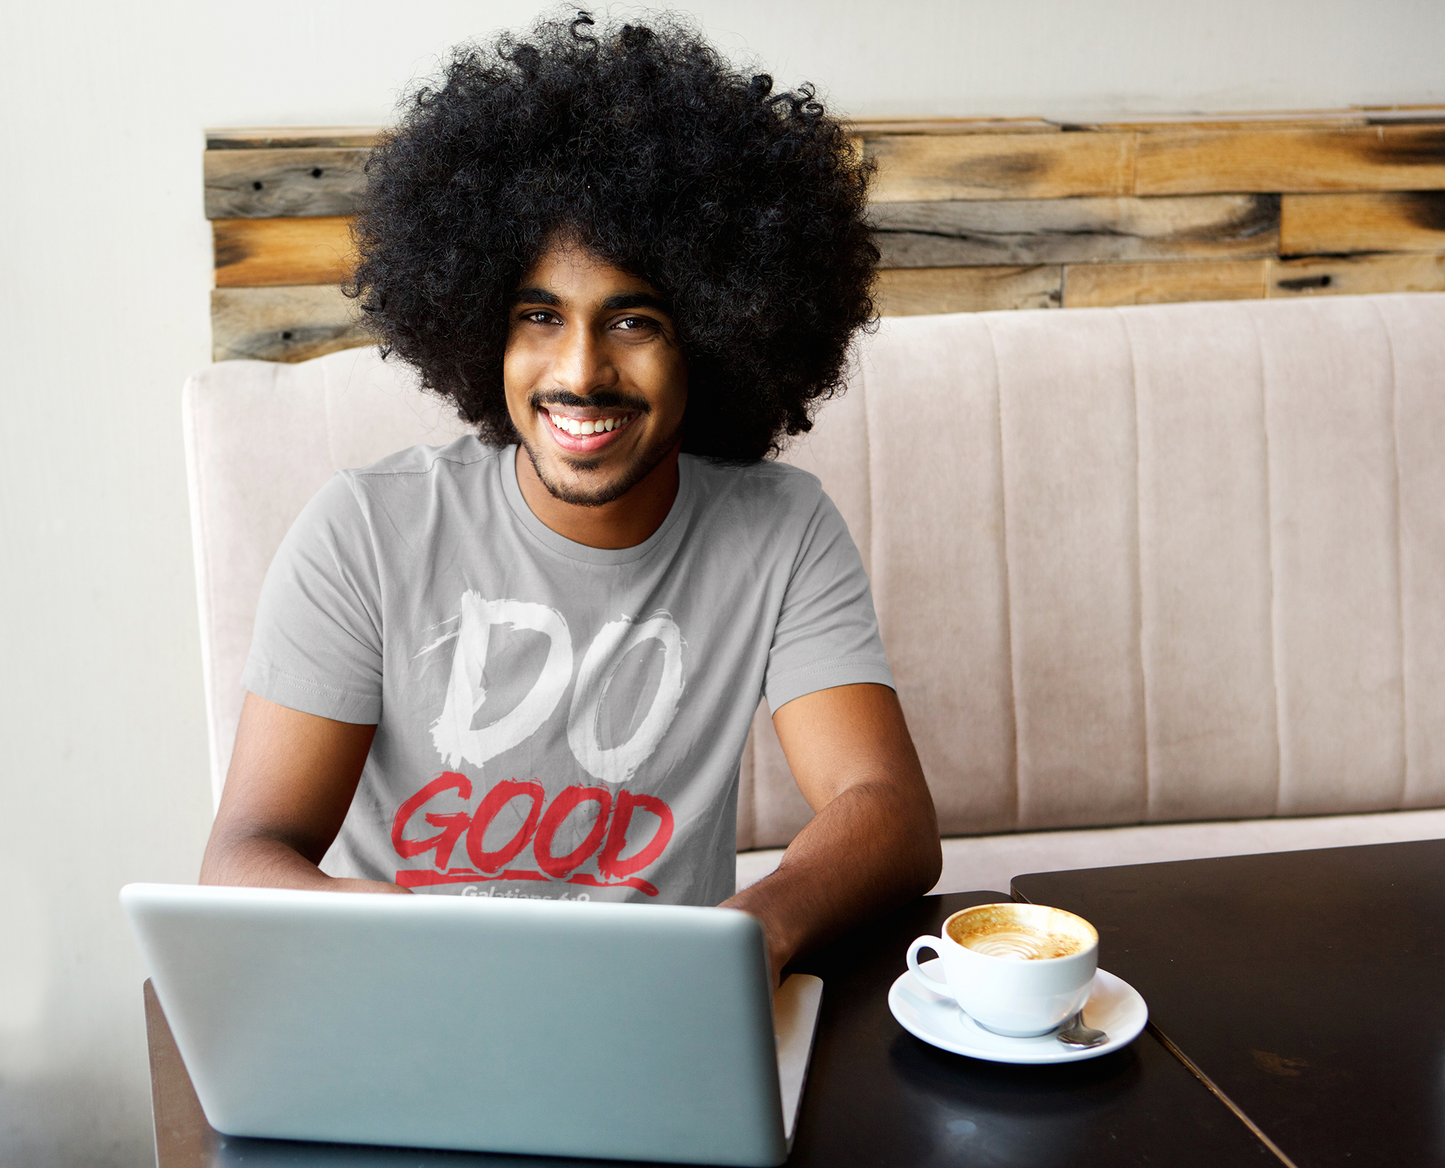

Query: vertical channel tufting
1130,302,1279,822
1376,294,1445,808
1250,311,1286,818
1125,311,1152,818
985,319,1021,830
1373,297,1410,811
1260,299,1405,815
864,315,1017,835
993,308,1148,830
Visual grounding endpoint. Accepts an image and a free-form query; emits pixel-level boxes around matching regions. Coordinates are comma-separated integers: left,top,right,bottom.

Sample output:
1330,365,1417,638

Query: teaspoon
1056,1011,1108,1048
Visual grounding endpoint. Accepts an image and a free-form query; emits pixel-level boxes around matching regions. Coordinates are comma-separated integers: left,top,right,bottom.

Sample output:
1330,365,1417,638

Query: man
201,12,941,983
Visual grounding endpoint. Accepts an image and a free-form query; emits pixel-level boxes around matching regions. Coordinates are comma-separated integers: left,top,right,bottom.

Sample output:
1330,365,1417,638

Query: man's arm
200,692,408,894
721,682,941,983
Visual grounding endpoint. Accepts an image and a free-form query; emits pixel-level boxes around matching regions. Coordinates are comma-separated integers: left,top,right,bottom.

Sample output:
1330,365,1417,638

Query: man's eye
522,310,557,324
615,316,655,331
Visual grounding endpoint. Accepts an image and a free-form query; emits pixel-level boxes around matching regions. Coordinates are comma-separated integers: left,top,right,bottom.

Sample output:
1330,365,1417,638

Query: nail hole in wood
311,168,323,178
281,331,294,340
252,181,263,190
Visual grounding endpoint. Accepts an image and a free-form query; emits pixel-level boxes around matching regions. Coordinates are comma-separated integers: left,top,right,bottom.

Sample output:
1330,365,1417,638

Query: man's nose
551,325,616,397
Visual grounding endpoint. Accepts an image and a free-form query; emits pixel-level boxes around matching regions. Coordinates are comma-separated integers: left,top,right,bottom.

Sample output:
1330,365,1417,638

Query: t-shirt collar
499,444,694,565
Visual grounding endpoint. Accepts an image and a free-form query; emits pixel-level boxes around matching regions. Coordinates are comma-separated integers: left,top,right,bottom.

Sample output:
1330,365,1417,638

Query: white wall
0,2,1439,1164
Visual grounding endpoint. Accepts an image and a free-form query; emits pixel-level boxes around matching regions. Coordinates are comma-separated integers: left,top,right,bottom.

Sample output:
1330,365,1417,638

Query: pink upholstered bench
184,293,1445,895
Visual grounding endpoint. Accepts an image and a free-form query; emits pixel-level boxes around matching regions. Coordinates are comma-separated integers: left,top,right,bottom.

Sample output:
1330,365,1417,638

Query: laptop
121,883,822,1166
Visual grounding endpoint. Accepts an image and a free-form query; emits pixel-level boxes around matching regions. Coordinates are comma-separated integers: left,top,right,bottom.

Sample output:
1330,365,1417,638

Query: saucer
888,959,1148,1064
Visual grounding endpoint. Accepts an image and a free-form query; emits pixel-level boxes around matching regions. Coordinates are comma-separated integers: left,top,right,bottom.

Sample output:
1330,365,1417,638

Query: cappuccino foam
945,904,1094,961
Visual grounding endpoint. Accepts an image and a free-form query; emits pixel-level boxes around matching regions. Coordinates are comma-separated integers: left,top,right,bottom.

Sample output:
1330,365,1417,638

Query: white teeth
548,410,630,437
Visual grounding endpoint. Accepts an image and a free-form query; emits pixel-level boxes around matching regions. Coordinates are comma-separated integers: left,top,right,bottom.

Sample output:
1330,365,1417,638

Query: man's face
504,241,687,508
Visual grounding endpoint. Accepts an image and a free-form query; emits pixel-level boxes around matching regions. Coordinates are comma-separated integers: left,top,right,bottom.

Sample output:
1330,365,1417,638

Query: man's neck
513,444,683,549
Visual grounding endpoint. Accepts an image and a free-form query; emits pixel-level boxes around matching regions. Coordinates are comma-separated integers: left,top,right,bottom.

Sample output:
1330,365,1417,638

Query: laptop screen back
122,884,792,1166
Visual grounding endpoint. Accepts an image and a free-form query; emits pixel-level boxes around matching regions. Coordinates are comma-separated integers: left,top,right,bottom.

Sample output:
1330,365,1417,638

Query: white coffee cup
906,903,1099,1037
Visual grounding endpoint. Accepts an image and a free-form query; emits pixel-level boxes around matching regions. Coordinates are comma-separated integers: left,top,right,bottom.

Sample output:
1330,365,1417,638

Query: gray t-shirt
242,438,892,906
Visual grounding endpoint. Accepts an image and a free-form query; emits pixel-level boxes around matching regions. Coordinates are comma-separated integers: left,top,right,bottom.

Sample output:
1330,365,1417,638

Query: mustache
529,389,651,414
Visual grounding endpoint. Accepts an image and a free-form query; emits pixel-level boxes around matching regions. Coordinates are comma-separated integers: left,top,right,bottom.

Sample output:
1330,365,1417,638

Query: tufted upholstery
185,294,1445,867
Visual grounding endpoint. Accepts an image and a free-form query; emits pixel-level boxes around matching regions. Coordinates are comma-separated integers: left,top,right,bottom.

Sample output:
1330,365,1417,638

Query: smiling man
201,12,941,981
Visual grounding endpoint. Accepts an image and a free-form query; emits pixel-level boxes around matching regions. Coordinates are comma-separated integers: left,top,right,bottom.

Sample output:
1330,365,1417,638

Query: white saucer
888,959,1148,1064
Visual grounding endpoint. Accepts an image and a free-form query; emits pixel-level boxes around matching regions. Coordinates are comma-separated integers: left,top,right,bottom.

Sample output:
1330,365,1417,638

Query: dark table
1015,838,1445,1168
147,892,1269,1167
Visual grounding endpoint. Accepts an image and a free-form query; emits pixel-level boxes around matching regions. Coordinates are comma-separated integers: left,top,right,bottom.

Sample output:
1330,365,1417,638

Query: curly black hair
346,10,877,462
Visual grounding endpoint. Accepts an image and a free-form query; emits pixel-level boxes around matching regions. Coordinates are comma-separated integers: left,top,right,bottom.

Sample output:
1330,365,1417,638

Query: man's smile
539,405,643,454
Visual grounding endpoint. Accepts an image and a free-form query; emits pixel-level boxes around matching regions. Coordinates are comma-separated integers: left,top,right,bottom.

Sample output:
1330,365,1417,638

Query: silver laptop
121,883,822,1166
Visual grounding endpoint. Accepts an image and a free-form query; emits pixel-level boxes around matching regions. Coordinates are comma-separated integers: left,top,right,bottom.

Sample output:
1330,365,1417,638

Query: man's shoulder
344,434,498,485
685,454,823,510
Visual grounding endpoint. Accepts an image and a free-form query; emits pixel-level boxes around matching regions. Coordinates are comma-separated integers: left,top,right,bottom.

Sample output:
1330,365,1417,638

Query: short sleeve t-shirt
241,438,893,907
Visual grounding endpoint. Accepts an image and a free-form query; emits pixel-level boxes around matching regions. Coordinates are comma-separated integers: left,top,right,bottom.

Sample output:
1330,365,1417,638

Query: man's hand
721,683,941,984
200,693,407,894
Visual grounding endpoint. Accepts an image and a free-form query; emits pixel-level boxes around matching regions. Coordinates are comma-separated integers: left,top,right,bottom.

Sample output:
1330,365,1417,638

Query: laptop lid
121,884,820,1167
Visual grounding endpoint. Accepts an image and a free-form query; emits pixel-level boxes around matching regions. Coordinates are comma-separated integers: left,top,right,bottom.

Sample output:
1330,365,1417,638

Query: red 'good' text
391,773,674,896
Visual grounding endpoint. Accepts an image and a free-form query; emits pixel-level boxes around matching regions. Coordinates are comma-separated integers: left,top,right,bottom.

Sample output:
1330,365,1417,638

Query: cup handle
906,936,954,997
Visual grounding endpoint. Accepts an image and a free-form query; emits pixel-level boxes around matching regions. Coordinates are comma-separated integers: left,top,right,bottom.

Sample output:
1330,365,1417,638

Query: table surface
147,892,1269,1167
1015,837,1445,1168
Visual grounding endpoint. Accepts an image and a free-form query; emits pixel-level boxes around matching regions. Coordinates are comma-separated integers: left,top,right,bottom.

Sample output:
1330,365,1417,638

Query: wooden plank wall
206,111,1445,362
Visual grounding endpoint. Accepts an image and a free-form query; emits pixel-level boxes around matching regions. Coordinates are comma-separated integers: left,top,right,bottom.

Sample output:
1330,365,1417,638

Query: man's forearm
200,831,409,894
722,776,940,981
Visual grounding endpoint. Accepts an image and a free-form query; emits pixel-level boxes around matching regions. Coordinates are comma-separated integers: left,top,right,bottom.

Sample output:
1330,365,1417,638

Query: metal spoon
1056,1011,1108,1049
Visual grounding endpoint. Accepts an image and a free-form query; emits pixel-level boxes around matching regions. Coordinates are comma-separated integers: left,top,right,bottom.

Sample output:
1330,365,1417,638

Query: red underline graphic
395,868,658,895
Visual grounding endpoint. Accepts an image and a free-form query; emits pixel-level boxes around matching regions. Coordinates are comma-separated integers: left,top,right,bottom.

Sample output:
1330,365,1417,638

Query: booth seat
183,293,1445,895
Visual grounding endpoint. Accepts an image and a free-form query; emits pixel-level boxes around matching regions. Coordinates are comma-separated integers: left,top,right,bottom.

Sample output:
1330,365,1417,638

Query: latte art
943,903,1096,962
956,928,1084,961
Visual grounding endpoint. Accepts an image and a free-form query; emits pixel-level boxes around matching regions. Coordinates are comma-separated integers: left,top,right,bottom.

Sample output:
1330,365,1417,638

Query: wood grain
871,194,1278,267
1135,126,1445,194
205,148,370,219
1069,109,1445,132
1267,252,1445,297
206,126,384,150
211,285,370,362
1063,260,1269,307
847,117,1059,137
866,132,1135,202
1280,192,1445,256
874,266,1062,315
213,216,355,287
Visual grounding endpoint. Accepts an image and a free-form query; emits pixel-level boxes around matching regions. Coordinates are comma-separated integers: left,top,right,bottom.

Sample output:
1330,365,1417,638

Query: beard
519,390,682,508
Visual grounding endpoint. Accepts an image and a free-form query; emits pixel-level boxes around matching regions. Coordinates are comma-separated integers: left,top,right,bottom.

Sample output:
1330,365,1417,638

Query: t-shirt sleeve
763,486,895,712
240,473,385,724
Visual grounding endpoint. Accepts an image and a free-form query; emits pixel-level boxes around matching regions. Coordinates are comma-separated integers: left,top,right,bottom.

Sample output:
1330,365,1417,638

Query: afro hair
346,10,878,462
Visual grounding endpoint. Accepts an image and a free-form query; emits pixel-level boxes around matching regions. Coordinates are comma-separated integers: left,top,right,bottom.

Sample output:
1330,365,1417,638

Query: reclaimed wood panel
1063,260,1269,307
1267,252,1445,297
203,111,1445,357
1136,126,1445,195
1280,191,1445,256
866,132,1135,202
205,148,370,219
871,194,1278,267
211,285,370,362
848,118,1059,137
873,266,1062,315
206,126,385,150
1074,108,1445,132
213,216,354,287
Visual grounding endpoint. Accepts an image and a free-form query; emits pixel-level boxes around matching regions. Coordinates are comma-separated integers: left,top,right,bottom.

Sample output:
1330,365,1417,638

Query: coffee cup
906,903,1098,1037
